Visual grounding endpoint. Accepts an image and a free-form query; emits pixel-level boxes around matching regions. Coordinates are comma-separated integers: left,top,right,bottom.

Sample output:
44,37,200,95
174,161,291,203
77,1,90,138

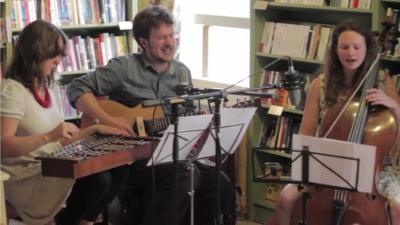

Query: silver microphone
281,58,305,107
176,67,222,95
176,67,190,95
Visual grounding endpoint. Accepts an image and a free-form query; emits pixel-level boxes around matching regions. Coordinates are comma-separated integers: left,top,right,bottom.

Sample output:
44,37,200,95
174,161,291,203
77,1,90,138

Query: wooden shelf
254,200,276,210
254,1,373,14
381,0,400,6
12,22,132,34
253,1,373,28
56,70,94,76
381,55,400,62
254,175,293,184
256,52,323,65
255,53,324,74
255,148,292,159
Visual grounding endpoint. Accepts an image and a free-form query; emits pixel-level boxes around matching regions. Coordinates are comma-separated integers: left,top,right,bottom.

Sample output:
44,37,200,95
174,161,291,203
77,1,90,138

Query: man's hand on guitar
92,124,131,137
100,116,135,136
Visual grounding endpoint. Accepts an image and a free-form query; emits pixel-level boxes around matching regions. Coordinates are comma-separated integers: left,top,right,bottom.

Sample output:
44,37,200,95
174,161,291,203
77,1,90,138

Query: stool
1,171,10,225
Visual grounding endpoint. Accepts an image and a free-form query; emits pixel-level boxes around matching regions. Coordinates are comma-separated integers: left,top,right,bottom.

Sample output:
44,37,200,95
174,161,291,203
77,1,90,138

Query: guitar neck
80,100,165,136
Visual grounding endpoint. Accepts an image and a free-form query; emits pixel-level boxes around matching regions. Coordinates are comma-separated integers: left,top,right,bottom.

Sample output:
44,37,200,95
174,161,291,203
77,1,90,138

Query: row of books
0,17,11,44
11,0,127,29
259,115,301,149
0,18,6,43
53,33,129,73
259,22,333,62
271,0,325,6
53,84,80,119
259,70,285,107
326,0,371,9
270,0,371,9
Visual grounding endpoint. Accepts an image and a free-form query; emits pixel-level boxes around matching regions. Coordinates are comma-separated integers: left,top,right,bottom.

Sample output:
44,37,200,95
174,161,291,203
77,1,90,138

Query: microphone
281,57,305,107
176,67,190,95
176,67,222,95
186,87,223,95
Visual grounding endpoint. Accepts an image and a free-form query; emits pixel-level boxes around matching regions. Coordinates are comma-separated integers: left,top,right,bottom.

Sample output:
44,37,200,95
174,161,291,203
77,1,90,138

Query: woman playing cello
266,20,400,225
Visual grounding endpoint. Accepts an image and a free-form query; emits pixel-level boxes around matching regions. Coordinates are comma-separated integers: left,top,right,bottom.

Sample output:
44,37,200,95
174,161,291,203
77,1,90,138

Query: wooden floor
237,219,262,225
9,218,262,225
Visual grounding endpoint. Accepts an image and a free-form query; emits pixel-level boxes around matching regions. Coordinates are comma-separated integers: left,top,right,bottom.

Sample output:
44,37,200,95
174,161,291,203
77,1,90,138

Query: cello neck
322,54,381,139
348,54,381,143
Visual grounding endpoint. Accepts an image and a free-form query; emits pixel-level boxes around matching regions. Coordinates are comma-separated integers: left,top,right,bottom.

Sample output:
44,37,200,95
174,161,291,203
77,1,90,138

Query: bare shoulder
383,73,400,102
306,74,323,101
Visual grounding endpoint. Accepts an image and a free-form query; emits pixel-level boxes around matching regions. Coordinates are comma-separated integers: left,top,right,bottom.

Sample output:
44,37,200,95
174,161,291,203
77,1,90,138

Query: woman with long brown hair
266,20,400,225
1,20,127,225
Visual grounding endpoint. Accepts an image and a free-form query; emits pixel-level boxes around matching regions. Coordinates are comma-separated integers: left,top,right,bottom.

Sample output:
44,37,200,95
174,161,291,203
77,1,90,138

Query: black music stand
288,134,377,225
147,114,213,225
148,107,255,225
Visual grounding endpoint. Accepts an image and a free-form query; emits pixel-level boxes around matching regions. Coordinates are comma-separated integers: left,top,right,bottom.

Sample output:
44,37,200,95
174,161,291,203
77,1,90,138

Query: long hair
132,5,174,49
325,20,377,106
5,20,67,88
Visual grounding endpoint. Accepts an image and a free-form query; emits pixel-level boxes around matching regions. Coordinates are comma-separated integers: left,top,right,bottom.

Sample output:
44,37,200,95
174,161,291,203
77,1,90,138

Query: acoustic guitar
80,99,167,137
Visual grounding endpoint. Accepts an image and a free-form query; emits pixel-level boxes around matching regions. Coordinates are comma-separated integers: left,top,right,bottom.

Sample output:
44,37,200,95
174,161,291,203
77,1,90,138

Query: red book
352,0,359,8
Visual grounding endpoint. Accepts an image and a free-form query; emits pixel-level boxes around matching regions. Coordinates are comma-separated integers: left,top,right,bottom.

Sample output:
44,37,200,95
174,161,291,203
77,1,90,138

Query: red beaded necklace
30,86,52,108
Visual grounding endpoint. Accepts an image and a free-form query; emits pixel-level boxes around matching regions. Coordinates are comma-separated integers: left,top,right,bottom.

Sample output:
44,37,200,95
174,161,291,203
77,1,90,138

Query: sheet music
199,107,256,158
147,114,213,166
147,107,256,166
292,134,376,193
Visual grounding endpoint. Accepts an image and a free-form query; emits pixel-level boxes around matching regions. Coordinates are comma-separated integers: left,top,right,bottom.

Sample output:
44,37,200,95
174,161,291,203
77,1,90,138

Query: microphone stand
213,96,222,225
183,84,281,100
182,57,288,225
183,91,225,225
298,146,310,225
170,102,180,225
161,97,186,225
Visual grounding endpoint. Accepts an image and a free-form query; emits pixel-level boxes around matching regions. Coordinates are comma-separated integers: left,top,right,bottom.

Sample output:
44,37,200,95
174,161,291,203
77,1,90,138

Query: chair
1,171,10,225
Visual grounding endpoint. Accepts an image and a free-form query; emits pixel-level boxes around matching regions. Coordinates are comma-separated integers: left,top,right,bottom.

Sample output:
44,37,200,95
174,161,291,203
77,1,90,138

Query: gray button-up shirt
67,53,192,108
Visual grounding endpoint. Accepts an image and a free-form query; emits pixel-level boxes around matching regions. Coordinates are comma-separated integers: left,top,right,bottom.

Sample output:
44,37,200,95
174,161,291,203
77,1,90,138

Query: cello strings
333,57,380,203
322,54,381,138
349,59,379,143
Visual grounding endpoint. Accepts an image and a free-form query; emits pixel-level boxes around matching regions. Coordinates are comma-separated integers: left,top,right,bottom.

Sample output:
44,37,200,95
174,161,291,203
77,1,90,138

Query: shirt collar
141,53,176,77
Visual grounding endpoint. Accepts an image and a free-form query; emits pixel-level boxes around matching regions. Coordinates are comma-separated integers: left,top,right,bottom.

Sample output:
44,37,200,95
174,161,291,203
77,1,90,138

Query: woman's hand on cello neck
366,88,400,119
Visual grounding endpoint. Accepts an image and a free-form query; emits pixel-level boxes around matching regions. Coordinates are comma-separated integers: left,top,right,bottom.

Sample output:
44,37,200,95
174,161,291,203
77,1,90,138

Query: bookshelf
5,0,138,120
379,0,400,74
0,1,4,77
248,0,400,223
0,0,11,77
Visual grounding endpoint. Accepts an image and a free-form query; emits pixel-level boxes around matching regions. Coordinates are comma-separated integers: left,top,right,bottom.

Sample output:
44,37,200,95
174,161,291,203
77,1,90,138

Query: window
178,0,250,87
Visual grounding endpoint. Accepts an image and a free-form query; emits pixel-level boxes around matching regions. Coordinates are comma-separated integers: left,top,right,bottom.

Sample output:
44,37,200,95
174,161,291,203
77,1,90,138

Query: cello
293,53,396,225
266,53,398,225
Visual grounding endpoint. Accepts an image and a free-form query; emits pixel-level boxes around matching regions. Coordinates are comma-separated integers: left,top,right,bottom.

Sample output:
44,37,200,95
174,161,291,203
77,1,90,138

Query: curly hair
5,20,67,88
324,20,377,106
132,5,174,49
